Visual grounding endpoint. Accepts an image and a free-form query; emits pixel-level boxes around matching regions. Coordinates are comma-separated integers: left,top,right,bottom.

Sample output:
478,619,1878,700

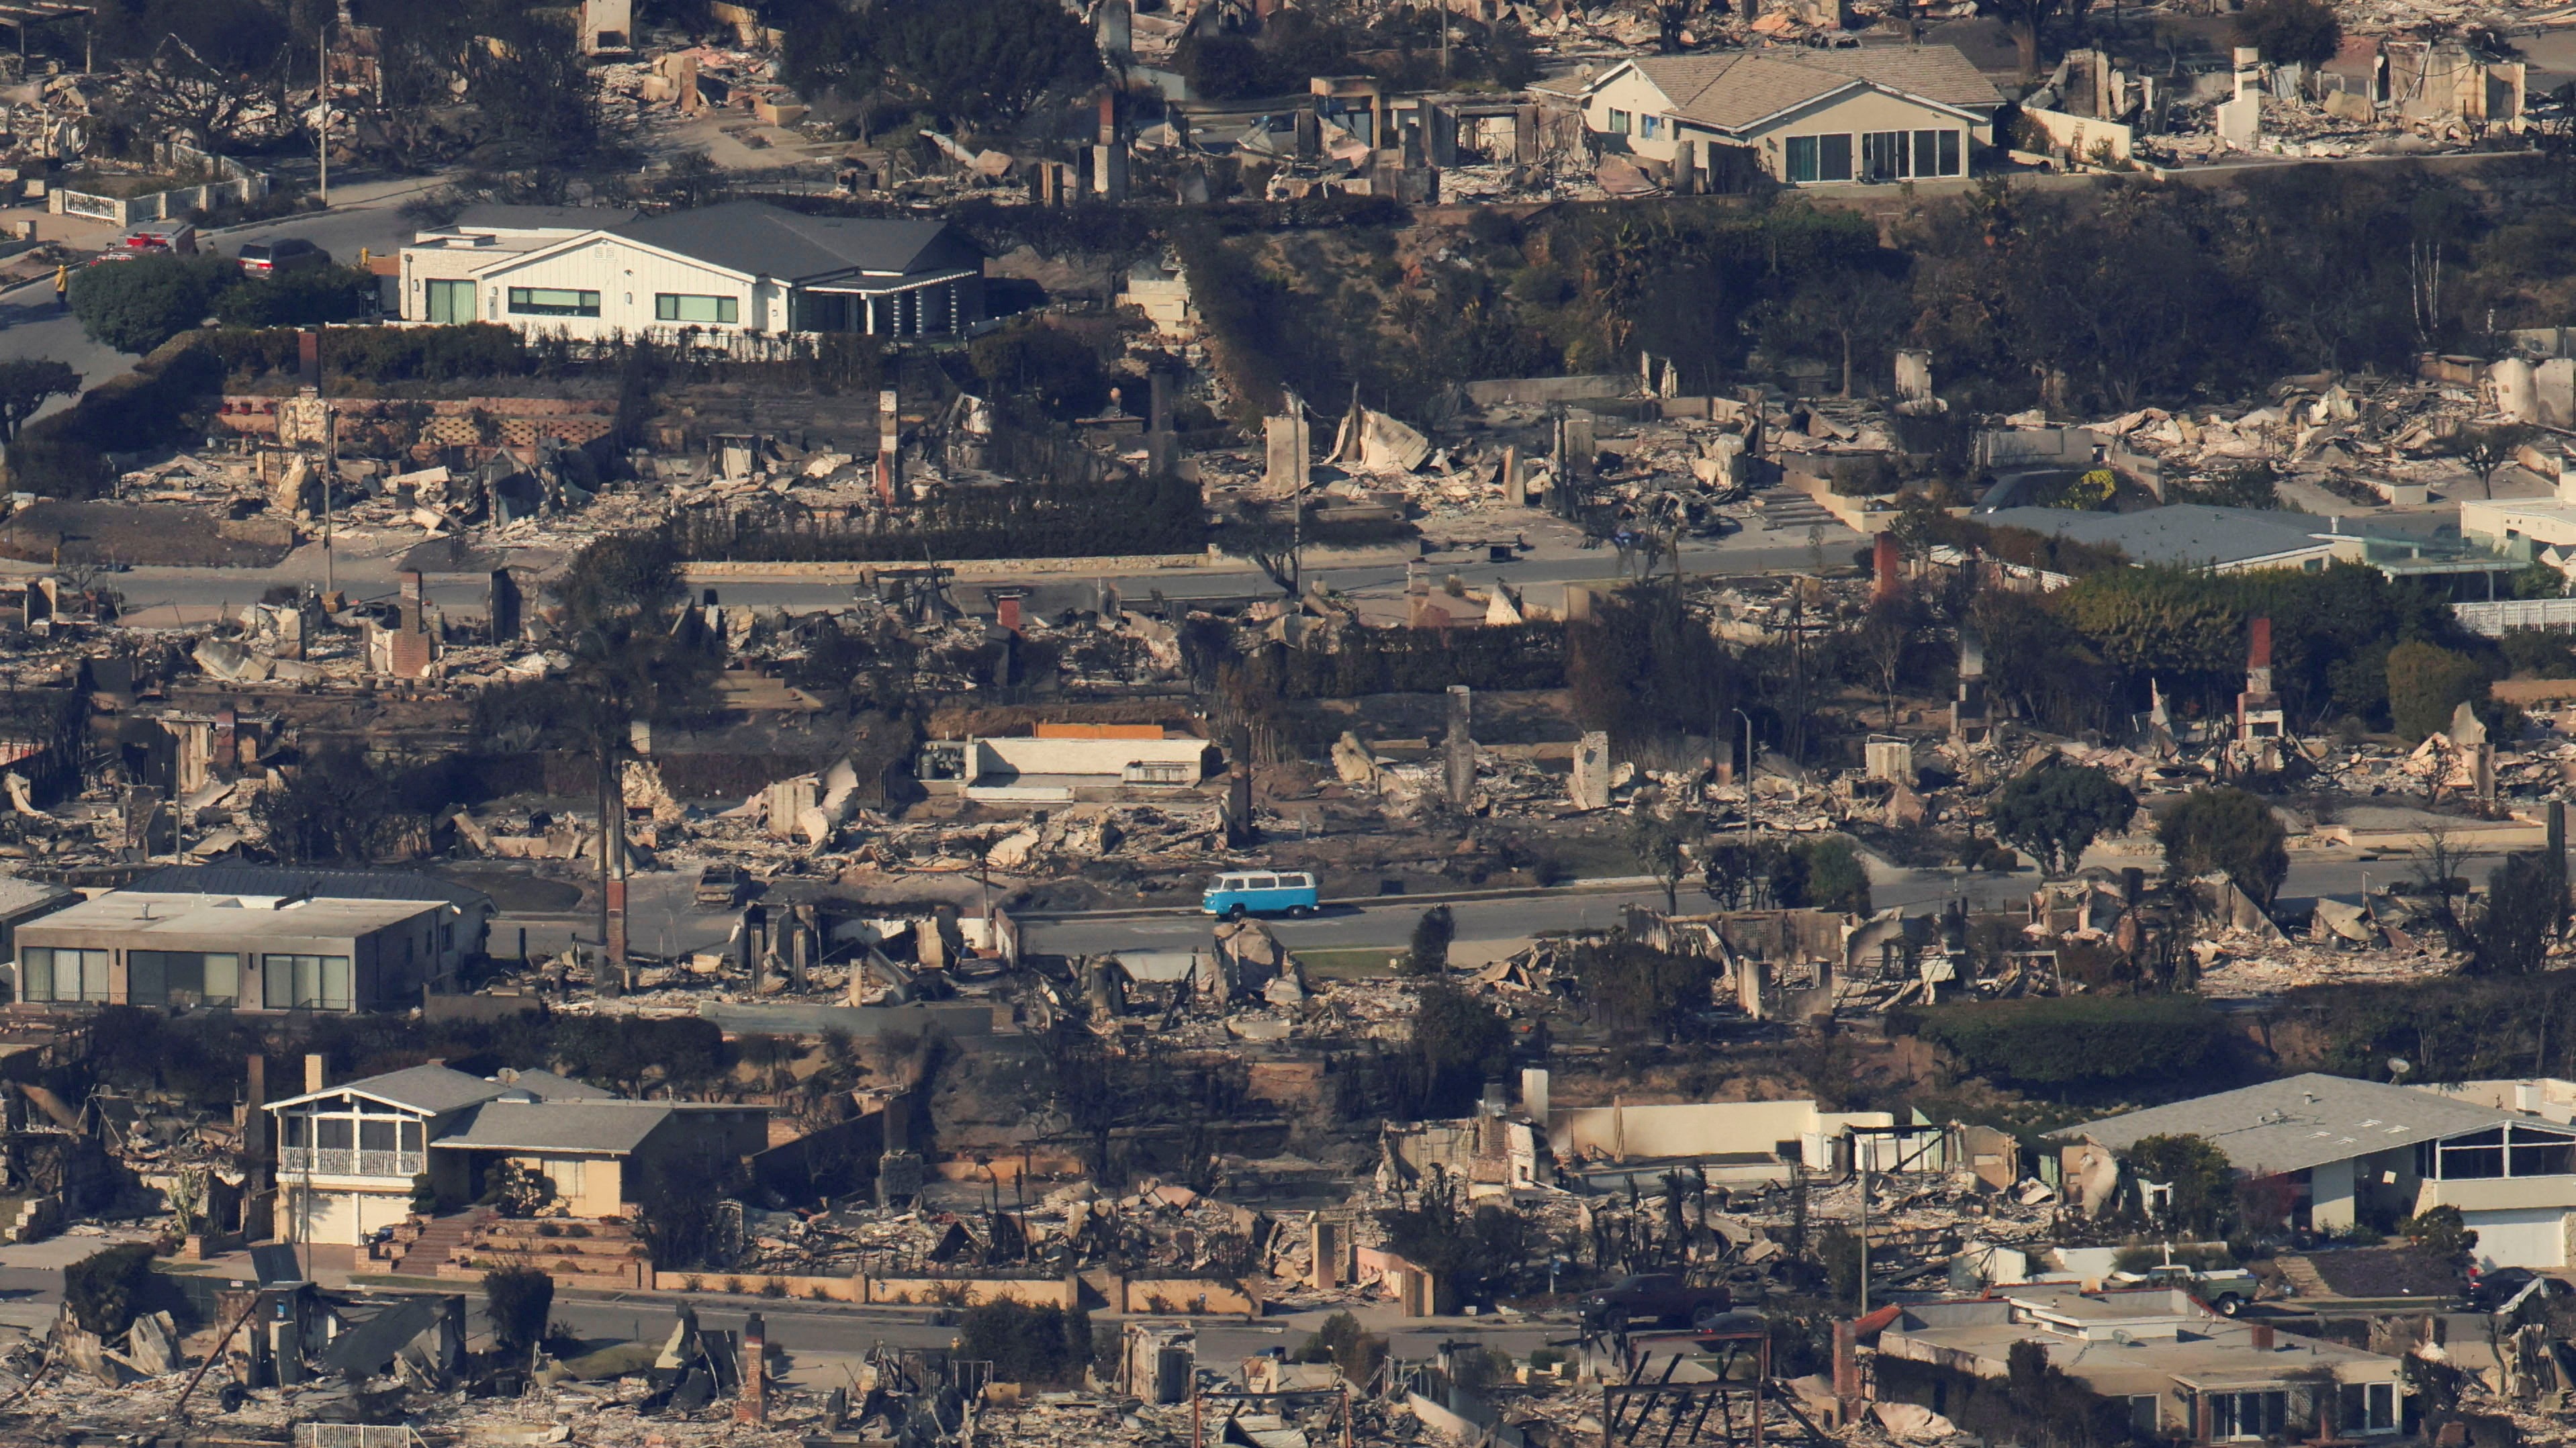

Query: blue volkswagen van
1201,870,1321,918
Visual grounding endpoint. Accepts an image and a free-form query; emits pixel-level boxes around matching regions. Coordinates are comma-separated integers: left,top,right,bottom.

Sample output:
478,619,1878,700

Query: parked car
1201,870,1320,920
236,236,330,276
694,863,748,910
2110,1261,2260,1315
1579,1274,1737,1333
91,219,198,264
2468,1267,2576,1313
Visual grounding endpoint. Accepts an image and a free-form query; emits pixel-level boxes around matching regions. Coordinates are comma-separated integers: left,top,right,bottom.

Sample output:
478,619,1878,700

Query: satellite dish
2389,1058,2413,1079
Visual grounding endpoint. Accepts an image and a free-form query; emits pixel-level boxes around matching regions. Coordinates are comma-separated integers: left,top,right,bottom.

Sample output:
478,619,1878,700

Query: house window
1639,114,1663,140
1608,108,1631,135
2510,1123,2575,1176
1864,130,1910,180
18,947,109,1004
1786,134,1852,183
263,954,353,1011
2438,1126,2506,1179
128,951,239,1007
507,287,601,318
655,293,739,324
1787,135,1818,183
2209,1391,2287,1441
425,278,474,324
1912,128,1964,177
2128,1396,2159,1434
2338,1383,2397,1434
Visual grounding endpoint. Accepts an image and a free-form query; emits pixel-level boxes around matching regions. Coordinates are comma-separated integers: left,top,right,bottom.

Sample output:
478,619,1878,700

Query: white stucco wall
479,234,756,340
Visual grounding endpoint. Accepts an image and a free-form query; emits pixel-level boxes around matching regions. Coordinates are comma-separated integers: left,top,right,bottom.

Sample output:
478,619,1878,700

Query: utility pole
1857,1157,1870,1317
316,22,330,207
322,401,335,599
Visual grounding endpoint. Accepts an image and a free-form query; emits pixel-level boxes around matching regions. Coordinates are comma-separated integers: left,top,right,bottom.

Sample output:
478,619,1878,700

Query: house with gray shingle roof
266,1063,768,1250
1577,44,2003,186
2054,1073,2576,1271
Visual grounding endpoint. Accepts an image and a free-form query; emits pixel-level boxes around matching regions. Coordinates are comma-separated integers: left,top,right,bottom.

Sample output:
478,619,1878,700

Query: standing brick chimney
735,1312,767,1422
304,1054,327,1094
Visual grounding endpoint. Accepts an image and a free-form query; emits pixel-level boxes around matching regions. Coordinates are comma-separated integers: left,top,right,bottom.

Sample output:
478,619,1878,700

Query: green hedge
195,323,532,383
1893,995,2219,1088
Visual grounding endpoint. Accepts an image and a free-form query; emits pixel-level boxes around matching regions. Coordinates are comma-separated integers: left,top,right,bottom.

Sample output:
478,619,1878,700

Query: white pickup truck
2109,1261,2261,1315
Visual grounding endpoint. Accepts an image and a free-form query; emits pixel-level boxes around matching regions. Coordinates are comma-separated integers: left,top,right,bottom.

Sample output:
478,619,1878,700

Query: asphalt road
1022,852,2509,957
0,173,451,426
80,530,1853,625
547,1294,1557,1367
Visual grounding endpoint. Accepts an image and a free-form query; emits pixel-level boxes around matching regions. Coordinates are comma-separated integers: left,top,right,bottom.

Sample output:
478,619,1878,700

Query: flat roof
2055,1072,2514,1175
126,865,491,911
1888,1288,2401,1385
24,891,443,941
1977,504,2337,569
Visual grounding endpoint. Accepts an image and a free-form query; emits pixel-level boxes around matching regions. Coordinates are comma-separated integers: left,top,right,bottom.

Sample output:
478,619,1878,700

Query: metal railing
278,1147,422,1178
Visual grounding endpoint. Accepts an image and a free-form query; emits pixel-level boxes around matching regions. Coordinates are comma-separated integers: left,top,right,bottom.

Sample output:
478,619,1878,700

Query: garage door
355,1193,411,1241
292,1190,358,1247
2464,1208,2567,1269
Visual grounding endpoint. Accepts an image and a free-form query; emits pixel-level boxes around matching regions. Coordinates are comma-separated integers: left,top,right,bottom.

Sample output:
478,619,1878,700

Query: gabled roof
269,1063,507,1116
612,201,982,283
430,1099,676,1155
494,1067,618,1102
1614,45,2001,133
125,865,490,912
2055,1072,2516,1176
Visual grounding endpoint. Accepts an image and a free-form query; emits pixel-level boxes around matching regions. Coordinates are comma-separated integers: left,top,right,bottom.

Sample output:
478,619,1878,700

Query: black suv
1579,1274,1738,1333
237,237,330,276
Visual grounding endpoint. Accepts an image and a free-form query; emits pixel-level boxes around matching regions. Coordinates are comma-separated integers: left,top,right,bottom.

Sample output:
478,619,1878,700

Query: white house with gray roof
1577,45,2002,185
267,1063,767,1248
399,199,986,343
2057,1072,2576,1269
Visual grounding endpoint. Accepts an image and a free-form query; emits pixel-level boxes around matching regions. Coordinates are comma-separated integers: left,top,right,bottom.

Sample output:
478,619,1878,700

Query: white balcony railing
279,1147,423,1179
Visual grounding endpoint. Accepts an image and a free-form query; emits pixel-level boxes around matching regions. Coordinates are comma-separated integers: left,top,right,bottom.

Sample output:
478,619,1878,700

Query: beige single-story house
1577,45,2002,185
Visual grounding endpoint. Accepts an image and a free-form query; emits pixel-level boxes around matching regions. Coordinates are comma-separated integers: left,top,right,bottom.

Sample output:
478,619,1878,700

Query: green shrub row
1893,994,2220,1088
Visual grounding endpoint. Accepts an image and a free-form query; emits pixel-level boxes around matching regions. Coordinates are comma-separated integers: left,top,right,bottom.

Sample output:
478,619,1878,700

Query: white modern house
1577,45,2001,185
2058,1073,2576,1269
400,200,987,344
